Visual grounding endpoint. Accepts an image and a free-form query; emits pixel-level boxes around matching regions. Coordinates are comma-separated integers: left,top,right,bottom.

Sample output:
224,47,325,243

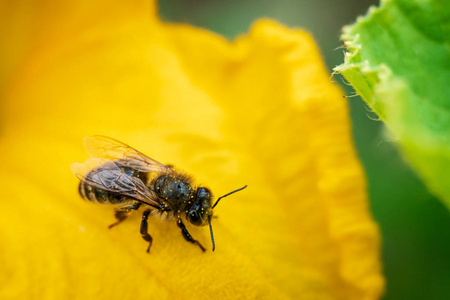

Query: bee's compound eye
187,210,202,226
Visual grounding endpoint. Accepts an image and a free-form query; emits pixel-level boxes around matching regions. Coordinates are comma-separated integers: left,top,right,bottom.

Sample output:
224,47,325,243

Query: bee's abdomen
78,163,148,205
78,182,127,204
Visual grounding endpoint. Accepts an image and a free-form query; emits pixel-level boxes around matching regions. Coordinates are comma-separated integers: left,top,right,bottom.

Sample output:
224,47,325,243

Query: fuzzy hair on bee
71,135,247,252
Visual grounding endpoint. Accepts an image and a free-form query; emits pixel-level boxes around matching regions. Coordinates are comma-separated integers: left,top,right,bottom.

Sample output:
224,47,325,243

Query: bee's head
186,187,213,227
187,185,247,251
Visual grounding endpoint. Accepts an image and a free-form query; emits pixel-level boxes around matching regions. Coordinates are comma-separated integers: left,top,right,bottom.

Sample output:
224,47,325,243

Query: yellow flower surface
0,1,384,299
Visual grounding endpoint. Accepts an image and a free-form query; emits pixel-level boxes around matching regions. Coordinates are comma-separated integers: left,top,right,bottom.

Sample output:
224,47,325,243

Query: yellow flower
0,0,384,299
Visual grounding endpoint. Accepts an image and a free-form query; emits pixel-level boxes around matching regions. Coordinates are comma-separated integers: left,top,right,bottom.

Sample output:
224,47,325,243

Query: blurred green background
159,1,450,299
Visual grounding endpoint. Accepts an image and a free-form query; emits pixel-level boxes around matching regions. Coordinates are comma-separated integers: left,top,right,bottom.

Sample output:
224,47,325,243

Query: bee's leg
176,219,206,252
140,209,153,253
108,202,142,229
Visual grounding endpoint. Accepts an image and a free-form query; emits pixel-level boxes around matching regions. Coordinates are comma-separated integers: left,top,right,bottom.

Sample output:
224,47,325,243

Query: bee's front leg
176,219,206,252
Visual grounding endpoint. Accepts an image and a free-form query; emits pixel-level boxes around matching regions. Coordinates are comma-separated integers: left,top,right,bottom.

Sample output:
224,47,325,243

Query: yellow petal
0,1,384,299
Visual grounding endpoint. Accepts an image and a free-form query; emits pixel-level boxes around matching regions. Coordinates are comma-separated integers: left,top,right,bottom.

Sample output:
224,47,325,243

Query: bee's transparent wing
71,158,161,208
83,135,168,173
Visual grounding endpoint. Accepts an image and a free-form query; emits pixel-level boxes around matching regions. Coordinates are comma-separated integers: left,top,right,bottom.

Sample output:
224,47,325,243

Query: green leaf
335,0,450,209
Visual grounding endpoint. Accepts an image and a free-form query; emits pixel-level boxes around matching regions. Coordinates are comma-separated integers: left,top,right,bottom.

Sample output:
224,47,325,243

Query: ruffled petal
0,1,384,299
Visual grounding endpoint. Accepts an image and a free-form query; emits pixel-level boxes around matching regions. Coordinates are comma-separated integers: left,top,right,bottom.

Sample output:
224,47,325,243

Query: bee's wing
71,158,161,208
83,135,168,173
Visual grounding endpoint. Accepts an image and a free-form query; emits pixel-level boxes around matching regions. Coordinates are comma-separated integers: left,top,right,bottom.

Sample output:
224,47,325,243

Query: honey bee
71,136,246,252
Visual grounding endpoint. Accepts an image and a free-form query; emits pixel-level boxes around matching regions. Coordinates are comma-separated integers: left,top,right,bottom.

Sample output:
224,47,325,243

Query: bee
71,135,246,252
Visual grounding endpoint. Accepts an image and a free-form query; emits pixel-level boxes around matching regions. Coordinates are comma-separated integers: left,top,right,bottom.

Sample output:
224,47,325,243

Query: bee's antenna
212,185,247,209
208,216,215,251
208,185,247,251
